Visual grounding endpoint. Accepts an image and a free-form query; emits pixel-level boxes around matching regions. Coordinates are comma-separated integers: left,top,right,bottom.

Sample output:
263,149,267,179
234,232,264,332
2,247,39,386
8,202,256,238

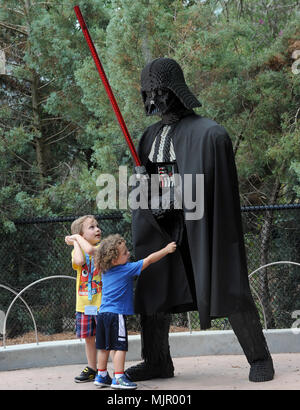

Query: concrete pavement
2,329,300,371
1,329,300,391
1,353,300,390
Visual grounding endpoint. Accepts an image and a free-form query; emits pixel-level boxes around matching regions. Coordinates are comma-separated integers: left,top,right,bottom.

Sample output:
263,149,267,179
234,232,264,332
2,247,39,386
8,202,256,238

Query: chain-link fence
0,205,299,345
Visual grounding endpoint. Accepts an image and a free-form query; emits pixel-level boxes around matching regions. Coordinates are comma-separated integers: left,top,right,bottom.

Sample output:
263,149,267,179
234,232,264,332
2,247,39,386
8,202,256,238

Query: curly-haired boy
94,234,176,390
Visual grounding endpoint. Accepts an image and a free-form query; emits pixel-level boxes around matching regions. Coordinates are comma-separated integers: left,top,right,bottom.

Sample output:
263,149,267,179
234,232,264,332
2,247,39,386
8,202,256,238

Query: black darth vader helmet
141,57,201,116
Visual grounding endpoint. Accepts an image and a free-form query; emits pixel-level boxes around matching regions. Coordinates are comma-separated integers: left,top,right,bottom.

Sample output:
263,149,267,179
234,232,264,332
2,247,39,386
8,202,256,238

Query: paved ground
1,353,299,390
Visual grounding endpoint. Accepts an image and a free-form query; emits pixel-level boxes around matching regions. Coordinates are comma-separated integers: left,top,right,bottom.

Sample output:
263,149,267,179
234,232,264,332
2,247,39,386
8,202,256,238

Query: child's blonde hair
95,234,125,272
71,215,97,235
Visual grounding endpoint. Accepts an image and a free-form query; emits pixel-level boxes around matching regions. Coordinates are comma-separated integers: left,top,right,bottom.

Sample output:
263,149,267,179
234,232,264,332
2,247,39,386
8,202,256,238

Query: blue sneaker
111,374,137,390
94,373,112,388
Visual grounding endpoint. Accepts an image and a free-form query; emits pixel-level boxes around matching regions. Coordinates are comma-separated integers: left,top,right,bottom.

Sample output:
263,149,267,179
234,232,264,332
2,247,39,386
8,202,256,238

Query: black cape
132,114,253,329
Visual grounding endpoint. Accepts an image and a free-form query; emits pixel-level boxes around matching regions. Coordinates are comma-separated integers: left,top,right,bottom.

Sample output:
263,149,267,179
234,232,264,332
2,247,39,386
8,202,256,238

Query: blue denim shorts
96,312,128,351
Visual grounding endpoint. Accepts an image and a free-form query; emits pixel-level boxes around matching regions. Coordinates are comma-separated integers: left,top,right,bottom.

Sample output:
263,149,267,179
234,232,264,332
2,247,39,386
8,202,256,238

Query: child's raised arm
65,236,85,266
142,242,177,271
66,234,98,256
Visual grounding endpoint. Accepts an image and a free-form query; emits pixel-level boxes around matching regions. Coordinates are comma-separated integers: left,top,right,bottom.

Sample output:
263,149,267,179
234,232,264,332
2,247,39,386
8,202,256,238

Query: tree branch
45,127,79,146
44,123,72,142
0,21,28,36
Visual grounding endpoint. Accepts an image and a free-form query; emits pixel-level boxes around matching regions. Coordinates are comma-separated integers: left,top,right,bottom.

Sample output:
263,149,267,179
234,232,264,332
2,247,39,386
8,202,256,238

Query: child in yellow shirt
65,215,102,383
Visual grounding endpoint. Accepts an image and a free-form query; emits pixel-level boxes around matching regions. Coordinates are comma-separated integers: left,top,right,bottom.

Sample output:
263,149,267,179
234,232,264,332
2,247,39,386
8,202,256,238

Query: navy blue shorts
96,312,128,351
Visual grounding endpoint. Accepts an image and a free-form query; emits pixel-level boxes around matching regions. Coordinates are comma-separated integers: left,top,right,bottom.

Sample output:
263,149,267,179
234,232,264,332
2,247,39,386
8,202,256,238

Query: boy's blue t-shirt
99,260,143,315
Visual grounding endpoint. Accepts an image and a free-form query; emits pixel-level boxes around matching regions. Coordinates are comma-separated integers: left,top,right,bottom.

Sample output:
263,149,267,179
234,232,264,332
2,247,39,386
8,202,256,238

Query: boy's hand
65,235,76,246
165,242,177,254
142,241,177,271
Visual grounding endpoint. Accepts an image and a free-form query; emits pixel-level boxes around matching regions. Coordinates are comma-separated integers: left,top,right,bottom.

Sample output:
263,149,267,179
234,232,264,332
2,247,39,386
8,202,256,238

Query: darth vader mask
143,87,177,116
141,57,201,117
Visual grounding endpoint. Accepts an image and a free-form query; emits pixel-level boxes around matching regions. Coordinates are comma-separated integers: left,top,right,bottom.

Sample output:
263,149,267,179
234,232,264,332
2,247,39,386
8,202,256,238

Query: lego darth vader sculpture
125,58,274,383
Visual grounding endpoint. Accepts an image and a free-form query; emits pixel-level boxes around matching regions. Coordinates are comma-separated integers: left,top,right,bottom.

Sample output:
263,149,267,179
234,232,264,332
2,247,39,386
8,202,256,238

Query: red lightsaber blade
74,5,141,167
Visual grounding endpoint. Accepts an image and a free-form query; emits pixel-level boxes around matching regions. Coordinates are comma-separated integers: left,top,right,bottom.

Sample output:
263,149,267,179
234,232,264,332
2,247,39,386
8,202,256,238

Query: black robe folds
132,114,253,329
